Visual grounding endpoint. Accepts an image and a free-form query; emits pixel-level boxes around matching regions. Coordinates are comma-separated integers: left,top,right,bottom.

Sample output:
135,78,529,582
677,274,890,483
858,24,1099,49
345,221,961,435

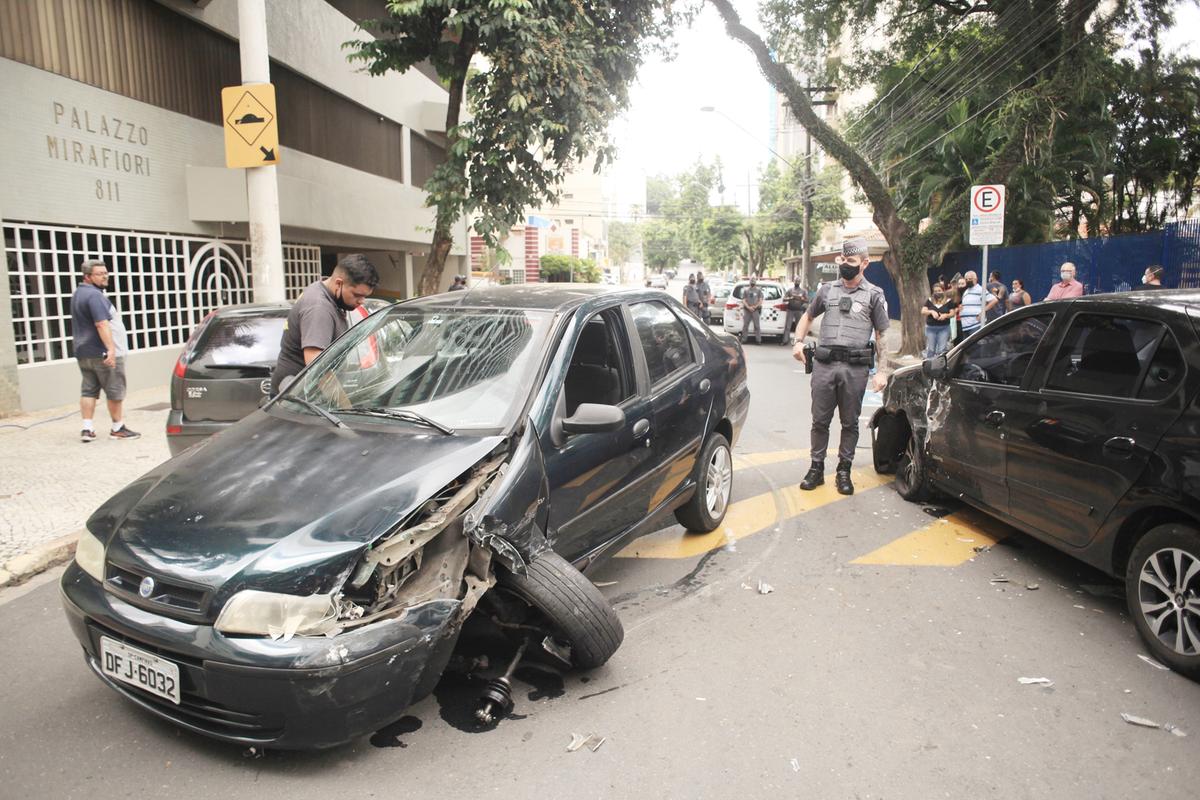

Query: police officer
792,238,889,495
682,273,702,317
695,270,712,318
783,277,808,345
741,276,764,344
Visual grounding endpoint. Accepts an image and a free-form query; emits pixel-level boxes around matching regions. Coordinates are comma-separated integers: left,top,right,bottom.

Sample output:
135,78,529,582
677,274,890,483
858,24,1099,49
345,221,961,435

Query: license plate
99,636,181,705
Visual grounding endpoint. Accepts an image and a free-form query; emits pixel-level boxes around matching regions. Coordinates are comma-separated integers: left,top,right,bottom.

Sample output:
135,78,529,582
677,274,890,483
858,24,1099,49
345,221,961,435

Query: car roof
407,284,666,313
1022,289,1200,314
209,302,290,318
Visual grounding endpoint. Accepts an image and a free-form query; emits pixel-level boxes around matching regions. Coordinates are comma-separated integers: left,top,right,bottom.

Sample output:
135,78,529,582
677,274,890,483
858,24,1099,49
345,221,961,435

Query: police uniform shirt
785,286,807,310
742,285,764,309
808,278,889,348
695,279,711,303
683,283,700,305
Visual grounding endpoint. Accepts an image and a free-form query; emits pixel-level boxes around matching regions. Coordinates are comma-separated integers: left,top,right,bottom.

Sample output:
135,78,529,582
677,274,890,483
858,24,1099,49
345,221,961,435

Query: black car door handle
698,378,712,395
984,410,1005,428
633,419,650,438
1103,436,1136,457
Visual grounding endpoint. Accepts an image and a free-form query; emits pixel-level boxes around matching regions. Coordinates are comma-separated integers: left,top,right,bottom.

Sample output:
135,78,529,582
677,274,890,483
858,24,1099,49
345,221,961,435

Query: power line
854,3,1075,162
884,26,1095,173
856,9,1061,160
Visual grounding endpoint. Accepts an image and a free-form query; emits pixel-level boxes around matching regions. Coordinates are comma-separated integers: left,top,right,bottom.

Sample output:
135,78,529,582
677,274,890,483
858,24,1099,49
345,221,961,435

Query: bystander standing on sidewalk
1007,278,1032,311
957,270,990,342
1044,262,1084,300
1137,265,1166,290
70,259,139,442
922,283,956,357
985,270,1007,322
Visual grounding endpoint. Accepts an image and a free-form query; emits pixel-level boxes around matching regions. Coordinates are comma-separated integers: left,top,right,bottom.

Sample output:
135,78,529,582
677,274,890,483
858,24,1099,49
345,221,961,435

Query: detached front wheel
496,552,623,670
1126,524,1200,679
675,432,733,533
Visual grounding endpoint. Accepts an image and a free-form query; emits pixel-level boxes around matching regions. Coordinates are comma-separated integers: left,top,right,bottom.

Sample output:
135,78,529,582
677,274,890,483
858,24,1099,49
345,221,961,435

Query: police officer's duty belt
813,344,874,366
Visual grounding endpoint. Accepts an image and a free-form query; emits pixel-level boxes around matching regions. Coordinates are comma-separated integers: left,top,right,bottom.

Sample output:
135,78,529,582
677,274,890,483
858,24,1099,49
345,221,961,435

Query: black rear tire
1125,524,1200,679
497,552,623,670
674,433,733,533
894,431,932,501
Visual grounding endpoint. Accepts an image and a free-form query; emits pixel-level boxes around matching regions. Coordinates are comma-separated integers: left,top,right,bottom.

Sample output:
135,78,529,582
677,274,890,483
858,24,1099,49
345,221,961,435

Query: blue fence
864,220,1200,320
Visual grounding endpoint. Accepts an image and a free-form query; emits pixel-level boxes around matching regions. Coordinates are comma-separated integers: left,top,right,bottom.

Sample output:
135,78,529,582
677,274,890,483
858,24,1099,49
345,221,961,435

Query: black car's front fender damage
462,421,552,576
323,421,549,638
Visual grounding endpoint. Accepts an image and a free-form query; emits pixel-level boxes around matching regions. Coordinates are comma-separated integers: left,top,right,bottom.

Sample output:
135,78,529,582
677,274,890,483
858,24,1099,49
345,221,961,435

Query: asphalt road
2,334,1197,799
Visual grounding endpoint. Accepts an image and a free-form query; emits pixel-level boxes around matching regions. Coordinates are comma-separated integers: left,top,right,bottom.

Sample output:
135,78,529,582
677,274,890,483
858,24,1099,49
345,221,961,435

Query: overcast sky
599,0,1200,220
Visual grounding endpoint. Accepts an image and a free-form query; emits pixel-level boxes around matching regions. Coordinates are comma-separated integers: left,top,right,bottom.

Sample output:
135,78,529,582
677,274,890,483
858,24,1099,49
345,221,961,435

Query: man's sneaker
110,425,141,440
80,429,96,443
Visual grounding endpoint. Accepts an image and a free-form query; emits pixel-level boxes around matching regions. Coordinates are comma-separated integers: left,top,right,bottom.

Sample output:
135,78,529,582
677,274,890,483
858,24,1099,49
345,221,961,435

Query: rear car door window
1044,314,1178,399
955,314,1052,386
630,301,695,385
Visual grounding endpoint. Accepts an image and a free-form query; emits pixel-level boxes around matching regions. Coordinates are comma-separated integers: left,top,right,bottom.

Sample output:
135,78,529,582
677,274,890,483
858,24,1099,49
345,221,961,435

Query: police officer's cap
841,238,869,259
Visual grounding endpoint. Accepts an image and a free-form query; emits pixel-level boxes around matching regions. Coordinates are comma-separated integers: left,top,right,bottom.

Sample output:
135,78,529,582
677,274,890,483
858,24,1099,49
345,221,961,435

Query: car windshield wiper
277,395,347,429
340,406,455,435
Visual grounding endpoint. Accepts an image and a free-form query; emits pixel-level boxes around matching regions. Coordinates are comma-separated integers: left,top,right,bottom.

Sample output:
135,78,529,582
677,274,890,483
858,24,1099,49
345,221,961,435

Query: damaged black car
60,285,749,749
871,291,1200,678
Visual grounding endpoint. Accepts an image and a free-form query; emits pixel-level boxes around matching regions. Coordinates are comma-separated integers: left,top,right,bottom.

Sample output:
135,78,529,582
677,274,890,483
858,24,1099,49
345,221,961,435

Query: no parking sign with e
969,184,1005,246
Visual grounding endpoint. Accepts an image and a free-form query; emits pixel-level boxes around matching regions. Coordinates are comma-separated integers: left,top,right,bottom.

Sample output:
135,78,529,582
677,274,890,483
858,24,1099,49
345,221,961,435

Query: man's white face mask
1061,272,1073,282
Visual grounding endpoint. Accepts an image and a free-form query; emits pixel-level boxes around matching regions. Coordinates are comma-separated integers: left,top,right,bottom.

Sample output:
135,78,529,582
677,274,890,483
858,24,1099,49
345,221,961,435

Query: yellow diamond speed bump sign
221,83,279,168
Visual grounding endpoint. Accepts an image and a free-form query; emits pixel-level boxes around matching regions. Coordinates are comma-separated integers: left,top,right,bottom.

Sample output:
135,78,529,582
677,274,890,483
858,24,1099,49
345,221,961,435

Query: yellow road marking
732,449,807,469
850,507,1010,566
617,468,889,559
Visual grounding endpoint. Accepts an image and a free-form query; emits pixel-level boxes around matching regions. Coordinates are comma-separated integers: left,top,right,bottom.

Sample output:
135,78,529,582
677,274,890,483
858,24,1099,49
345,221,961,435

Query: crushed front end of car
60,417,564,750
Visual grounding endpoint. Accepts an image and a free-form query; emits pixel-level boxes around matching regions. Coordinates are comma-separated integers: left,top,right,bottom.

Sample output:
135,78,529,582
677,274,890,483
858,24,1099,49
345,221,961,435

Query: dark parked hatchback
166,303,289,455
872,290,1200,677
167,300,392,455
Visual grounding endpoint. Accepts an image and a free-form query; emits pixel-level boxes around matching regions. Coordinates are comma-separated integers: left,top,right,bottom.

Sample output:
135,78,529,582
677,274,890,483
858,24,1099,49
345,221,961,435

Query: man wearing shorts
71,259,139,441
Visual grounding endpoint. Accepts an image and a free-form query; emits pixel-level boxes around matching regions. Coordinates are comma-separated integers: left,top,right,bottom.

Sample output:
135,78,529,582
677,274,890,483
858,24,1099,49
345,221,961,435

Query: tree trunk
417,33,476,297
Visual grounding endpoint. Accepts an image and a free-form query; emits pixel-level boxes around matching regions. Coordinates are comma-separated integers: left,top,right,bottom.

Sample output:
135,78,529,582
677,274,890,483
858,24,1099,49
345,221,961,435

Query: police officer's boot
799,461,824,491
835,460,854,495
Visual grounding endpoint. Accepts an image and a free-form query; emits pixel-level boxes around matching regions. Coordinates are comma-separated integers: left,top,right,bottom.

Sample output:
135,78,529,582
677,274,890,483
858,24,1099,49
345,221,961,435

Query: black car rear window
189,314,285,372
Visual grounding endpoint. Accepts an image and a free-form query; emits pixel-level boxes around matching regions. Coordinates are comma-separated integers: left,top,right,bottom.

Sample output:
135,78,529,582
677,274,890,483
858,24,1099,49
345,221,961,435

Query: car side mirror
923,354,950,380
562,403,626,435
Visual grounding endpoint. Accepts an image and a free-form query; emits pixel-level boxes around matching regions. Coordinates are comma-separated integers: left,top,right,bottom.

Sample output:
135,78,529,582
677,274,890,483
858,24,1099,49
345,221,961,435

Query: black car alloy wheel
674,433,733,533
1127,524,1200,678
894,432,931,502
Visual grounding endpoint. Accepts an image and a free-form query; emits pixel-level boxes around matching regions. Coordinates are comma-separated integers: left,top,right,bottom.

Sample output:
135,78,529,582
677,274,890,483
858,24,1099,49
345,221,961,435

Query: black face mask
331,284,356,312
839,264,860,281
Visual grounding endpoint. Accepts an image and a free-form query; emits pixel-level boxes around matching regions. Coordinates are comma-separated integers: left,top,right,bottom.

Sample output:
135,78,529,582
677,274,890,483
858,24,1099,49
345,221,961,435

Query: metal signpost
969,184,1005,276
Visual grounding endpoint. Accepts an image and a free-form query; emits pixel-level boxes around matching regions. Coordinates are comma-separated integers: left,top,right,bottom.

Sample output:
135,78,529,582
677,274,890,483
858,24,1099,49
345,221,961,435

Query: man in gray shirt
271,254,380,393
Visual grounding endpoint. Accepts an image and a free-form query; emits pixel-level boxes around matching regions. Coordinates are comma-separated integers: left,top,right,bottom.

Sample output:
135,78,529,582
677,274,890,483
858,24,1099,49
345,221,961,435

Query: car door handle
984,410,1005,428
1103,436,1136,457
698,378,712,395
633,418,650,438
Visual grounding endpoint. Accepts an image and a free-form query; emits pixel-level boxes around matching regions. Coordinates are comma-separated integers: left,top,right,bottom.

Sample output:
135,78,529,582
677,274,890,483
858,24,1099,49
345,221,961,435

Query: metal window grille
4,221,320,366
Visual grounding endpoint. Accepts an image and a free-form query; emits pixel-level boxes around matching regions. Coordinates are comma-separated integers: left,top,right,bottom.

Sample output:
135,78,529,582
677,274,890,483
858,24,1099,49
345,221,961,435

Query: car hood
91,409,504,597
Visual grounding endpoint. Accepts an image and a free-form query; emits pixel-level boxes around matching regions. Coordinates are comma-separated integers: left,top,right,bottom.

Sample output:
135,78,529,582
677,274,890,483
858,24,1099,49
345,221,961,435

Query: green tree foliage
641,218,686,273
606,220,641,266
348,1,674,295
711,0,1162,355
540,254,601,282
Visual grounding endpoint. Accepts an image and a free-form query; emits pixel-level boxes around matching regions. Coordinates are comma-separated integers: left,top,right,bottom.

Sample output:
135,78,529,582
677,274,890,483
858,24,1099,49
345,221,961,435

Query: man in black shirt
271,254,379,393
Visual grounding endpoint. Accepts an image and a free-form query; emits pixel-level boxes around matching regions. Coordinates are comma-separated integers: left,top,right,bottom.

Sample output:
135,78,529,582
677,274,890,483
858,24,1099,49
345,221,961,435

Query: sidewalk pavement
0,384,172,586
